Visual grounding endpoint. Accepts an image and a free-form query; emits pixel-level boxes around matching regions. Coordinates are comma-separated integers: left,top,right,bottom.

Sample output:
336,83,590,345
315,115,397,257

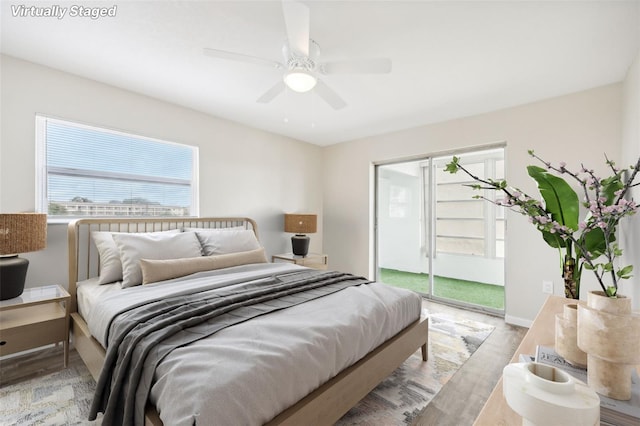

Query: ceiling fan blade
320,58,392,75
282,0,310,56
203,48,283,69
314,79,347,110
257,81,286,103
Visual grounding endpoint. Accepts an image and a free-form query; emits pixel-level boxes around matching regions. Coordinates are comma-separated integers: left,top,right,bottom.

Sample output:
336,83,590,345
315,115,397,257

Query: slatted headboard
67,217,258,312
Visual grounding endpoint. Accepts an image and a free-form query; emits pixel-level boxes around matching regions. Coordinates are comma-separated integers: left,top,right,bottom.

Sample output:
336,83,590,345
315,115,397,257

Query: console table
474,295,639,425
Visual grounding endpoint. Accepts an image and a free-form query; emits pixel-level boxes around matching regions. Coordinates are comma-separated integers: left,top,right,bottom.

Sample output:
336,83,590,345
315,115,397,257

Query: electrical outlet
542,280,554,294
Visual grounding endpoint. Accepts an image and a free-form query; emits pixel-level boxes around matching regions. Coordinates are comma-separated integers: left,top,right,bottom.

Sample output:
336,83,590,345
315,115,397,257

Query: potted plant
445,150,639,299
445,150,640,399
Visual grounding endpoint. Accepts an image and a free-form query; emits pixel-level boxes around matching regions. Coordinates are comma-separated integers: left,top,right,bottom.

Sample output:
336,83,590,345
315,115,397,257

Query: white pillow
183,226,245,232
113,231,203,288
193,229,261,256
92,232,124,285
92,229,180,285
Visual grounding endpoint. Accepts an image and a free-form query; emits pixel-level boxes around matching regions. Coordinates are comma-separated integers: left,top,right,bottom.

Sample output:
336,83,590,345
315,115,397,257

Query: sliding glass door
376,160,427,294
375,147,505,313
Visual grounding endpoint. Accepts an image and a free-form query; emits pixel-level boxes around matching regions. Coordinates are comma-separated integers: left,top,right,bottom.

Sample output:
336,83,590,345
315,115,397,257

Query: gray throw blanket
89,270,371,426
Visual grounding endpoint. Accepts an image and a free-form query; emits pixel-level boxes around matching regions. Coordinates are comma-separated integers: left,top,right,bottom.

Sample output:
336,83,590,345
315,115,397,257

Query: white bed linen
81,263,422,425
76,277,122,321
86,263,306,347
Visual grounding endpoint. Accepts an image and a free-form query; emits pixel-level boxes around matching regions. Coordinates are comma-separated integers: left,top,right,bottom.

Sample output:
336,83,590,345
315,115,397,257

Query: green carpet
379,268,504,309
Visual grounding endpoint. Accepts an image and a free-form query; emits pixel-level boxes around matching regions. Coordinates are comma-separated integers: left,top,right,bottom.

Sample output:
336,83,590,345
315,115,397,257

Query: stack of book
523,346,640,426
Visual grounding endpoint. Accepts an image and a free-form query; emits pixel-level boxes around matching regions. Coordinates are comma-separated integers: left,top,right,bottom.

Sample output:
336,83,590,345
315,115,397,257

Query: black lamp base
291,234,310,257
0,256,29,300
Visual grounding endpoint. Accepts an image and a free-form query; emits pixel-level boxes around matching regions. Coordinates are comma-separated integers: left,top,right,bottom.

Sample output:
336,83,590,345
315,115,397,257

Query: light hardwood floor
1,299,527,425
0,343,71,387
414,299,527,426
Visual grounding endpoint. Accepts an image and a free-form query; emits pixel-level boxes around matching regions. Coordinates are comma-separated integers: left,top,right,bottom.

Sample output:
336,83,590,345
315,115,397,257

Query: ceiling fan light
284,70,317,93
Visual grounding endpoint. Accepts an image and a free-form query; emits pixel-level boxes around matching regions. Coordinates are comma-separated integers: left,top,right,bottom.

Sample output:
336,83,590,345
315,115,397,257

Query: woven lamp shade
0,213,47,255
284,214,317,234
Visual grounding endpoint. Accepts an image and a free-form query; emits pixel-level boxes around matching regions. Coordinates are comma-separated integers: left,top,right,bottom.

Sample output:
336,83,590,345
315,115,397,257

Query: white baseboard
504,314,532,328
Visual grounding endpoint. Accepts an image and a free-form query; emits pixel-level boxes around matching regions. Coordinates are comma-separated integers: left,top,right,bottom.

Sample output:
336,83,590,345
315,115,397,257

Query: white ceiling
2,1,639,146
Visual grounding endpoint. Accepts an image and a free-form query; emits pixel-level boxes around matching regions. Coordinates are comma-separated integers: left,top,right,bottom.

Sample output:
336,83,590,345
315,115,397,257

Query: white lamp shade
284,70,317,93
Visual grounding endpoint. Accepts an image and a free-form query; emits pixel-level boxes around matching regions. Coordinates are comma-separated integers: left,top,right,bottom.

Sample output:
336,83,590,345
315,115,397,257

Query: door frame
373,143,506,316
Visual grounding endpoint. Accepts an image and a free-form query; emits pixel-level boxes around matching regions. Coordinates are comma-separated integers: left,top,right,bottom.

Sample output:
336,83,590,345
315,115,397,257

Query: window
388,185,411,218
36,116,199,217
433,148,504,258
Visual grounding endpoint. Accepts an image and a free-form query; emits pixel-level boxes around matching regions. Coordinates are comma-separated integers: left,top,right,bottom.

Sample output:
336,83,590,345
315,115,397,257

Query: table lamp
0,213,47,300
284,213,317,257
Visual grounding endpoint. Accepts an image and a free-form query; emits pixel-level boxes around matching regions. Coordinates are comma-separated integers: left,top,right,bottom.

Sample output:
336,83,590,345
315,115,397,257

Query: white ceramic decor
577,291,640,400
503,362,600,426
555,303,587,367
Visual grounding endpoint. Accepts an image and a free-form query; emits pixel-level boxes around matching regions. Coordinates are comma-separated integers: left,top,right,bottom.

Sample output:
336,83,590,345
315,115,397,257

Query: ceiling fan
203,0,392,110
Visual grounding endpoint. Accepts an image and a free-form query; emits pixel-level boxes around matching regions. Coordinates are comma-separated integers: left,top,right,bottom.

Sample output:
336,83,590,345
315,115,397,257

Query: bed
67,217,429,425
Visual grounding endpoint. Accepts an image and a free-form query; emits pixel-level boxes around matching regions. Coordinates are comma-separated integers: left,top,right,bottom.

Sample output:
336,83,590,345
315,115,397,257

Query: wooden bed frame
67,217,429,426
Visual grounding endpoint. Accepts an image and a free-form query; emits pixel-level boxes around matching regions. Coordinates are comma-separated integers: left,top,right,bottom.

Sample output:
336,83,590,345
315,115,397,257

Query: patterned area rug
0,359,99,426
0,313,493,426
337,312,495,425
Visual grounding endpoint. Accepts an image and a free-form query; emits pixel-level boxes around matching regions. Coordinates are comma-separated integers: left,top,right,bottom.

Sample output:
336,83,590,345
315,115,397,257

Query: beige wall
0,55,323,290
323,84,623,325
3,52,637,323
621,49,640,309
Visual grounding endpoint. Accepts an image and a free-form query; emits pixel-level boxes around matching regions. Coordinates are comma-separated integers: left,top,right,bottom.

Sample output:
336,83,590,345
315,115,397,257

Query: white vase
503,362,600,426
577,290,640,400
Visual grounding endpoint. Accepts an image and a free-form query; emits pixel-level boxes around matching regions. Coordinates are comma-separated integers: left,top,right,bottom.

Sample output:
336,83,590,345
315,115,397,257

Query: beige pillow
140,248,268,285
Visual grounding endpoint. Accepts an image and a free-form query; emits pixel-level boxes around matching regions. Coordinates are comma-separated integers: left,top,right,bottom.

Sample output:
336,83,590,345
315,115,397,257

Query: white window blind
36,116,199,217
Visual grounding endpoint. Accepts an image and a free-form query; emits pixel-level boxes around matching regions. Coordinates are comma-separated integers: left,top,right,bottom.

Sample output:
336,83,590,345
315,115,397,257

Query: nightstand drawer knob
0,341,6,346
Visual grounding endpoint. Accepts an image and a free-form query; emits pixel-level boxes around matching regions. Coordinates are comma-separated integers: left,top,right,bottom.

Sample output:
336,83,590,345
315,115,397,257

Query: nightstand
0,285,71,367
272,253,329,270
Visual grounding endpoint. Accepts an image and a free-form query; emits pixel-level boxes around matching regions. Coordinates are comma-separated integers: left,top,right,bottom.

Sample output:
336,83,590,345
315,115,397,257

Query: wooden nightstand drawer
298,260,328,270
272,253,329,270
0,304,67,356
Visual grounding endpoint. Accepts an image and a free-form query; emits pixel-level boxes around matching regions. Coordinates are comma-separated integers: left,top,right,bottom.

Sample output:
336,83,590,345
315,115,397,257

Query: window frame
35,115,199,219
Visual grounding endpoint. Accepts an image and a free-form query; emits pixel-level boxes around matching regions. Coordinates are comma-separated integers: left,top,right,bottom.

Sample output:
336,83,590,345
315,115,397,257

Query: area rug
0,358,99,426
337,312,495,425
0,313,494,426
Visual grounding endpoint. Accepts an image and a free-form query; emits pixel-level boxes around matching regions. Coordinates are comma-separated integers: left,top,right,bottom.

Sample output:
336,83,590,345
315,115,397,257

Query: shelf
0,303,66,330
272,253,328,270
0,285,70,311
0,284,70,365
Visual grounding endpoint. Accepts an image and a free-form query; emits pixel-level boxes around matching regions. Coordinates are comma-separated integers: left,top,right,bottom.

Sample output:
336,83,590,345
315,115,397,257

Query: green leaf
445,157,460,174
600,174,624,205
583,263,595,270
527,165,580,233
613,245,623,256
580,227,610,259
541,229,567,249
617,265,634,279
606,286,617,297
